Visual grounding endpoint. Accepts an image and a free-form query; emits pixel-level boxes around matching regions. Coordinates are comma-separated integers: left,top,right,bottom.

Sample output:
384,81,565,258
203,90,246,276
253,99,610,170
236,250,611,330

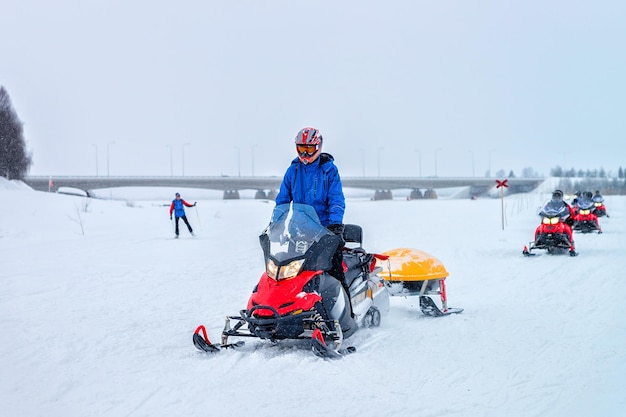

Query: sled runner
380,248,464,317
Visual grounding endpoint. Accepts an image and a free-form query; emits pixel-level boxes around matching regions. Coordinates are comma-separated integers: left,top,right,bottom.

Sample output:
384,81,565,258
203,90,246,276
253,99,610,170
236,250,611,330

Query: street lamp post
166,145,173,177
234,146,241,177
251,144,258,176
415,150,422,177
435,148,442,177
92,144,99,176
488,149,496,177
182,142,191,176
106,141,115,177
360,149,365,177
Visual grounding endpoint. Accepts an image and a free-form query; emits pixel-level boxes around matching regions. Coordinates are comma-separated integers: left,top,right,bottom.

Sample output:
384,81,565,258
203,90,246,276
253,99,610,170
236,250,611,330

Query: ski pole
194,203,203,231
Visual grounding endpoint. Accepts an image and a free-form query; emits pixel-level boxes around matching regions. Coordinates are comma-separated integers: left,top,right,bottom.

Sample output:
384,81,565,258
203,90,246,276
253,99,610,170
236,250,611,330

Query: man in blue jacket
275,127,349,309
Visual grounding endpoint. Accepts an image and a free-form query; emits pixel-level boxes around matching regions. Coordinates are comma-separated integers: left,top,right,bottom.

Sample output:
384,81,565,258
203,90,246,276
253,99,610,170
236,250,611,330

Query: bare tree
0,86,32,179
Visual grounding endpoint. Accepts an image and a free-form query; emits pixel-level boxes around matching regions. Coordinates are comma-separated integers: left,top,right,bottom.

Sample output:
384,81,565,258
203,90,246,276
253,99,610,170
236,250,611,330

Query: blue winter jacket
170,198,193,217
275,153,345,226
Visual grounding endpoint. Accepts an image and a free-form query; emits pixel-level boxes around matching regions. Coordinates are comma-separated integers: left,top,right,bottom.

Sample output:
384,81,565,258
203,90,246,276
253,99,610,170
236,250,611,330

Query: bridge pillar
373,189,393,200
223,190,240,200
408,189,423,200
254,190,268,199
267,190,278,200
423,188,438,199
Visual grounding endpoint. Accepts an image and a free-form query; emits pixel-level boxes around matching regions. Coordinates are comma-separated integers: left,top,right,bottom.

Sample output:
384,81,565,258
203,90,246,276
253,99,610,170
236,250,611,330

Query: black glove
328,224,345,248
327,224,344,239
194,202,197,206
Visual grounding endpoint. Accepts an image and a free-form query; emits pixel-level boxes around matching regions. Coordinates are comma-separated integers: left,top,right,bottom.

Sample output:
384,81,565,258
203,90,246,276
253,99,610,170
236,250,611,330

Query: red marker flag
496,179,509,189
496,179,508,230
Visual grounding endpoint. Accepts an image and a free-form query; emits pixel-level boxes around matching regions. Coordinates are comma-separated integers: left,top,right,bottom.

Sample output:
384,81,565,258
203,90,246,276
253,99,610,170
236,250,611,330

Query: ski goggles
296,144,318,156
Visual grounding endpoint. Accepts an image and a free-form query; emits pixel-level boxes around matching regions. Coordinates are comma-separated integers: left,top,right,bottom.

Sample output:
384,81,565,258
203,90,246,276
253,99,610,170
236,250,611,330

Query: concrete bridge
23,175,545,200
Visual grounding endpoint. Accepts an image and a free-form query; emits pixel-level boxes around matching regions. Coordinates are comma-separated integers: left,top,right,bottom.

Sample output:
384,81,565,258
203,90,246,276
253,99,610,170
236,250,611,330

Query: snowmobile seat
343,224,363,246
342,250,373,289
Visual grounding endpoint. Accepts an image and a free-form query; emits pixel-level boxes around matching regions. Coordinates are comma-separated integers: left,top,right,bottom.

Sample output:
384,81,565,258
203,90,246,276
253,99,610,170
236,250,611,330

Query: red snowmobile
523,200,577,256
193,203,390,358
592,194,609,218
572,196,602,234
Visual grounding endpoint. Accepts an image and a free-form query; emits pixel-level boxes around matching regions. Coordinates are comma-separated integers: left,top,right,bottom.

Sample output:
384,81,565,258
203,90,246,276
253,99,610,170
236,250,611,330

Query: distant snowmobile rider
275,127,349,307
552,189,575,222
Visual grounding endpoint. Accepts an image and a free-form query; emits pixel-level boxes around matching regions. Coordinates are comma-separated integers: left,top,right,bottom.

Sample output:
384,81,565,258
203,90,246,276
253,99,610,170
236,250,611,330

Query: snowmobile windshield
265,203,333,263
592,195,604,204
541,200,569,219
576,197,594,210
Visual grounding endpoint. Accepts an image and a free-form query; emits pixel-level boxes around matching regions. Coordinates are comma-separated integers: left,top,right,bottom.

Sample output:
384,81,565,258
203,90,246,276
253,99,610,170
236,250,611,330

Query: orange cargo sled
378,248,463,317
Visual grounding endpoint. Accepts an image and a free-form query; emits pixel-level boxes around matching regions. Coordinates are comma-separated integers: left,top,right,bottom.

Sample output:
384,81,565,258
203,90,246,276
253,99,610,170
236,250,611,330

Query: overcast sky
2,0,624,178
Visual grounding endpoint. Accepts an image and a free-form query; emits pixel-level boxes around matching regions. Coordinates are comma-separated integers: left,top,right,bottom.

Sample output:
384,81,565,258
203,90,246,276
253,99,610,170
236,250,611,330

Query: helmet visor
297,144,318,156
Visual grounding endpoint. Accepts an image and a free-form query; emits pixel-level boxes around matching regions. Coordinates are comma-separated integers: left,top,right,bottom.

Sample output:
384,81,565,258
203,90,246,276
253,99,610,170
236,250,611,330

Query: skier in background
169,192,196,238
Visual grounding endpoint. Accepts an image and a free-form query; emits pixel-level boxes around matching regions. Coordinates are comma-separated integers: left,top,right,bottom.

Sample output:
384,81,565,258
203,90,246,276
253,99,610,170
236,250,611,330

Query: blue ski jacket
169,198,194,218
275,153,345,226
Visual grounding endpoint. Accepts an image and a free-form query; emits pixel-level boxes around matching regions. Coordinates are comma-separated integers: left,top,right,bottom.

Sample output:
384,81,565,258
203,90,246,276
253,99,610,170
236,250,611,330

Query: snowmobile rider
551,189,576,255
593,190,609,217
553,189,575,225
169,192,196,238
275,127,349,305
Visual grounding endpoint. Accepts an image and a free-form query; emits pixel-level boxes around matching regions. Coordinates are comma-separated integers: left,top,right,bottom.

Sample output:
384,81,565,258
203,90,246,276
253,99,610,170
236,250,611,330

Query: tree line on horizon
548,165,625,195
497,166,625,195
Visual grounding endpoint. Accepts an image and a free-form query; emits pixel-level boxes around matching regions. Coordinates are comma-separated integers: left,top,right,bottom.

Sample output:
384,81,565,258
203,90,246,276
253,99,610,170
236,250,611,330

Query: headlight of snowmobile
279,259,305,280
580,209,590,215
266,259,279,279
266,259,305,281
543,217,559,225
594,202,602,207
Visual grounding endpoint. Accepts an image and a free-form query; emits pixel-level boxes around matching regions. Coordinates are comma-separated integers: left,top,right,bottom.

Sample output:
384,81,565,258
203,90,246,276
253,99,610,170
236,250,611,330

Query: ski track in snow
1,180,625,417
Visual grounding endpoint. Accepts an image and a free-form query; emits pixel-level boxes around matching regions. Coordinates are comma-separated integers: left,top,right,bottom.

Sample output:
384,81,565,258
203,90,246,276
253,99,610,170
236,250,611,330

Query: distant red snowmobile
523,200,577,256
592,194,609,218
572,196,602,234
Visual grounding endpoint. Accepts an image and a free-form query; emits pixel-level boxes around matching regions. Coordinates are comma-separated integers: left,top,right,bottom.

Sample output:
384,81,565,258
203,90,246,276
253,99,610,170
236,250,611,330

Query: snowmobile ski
193,325,244,353
419,296,463,317
523,245,577,257
310,329,356,359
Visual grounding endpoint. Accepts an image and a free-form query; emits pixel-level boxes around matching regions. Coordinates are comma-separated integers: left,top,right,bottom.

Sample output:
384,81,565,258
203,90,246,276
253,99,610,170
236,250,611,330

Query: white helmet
294,127,322,164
